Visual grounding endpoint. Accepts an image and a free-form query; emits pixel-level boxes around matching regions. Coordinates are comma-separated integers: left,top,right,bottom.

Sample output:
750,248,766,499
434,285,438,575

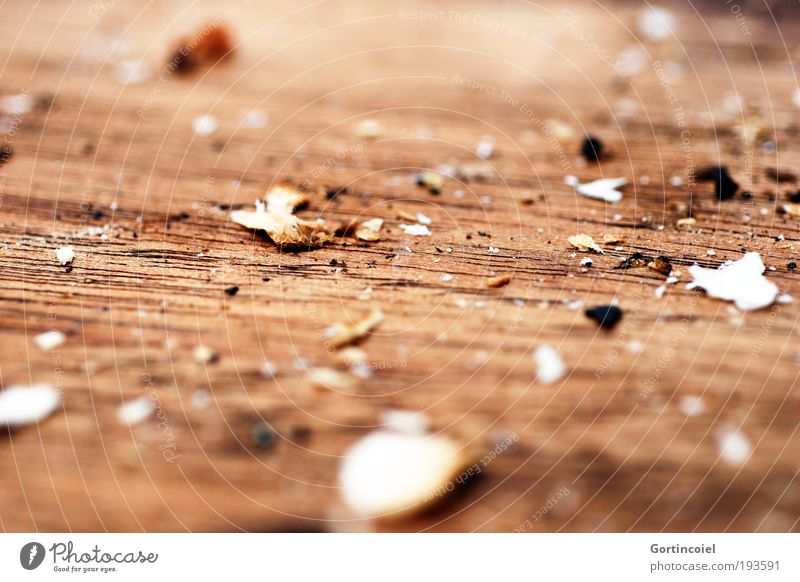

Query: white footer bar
0,534,796,580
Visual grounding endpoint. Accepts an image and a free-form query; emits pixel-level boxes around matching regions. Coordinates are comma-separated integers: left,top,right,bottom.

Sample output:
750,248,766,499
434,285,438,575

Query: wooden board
0,0,799,532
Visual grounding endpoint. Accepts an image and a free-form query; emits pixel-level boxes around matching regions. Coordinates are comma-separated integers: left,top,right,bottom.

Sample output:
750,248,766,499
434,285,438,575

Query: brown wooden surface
1,0,799,532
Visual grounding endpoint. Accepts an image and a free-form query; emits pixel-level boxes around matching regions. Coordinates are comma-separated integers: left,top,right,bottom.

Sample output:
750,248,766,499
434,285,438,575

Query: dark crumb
741,190,752,199
0,145,13,165
384,253,396,259
290,425,312,443
466,233,472,239
585,305,623,330
434,247,444,253
648,255,673,275
170,211,190,221
250,421,278,450
170,23,234,75
92,210,104,219
329,258,347,268
82,142,94,155
477,231,488,237
696,165,739,200
428,187,441,195
789,262,797,270
616,252,648,270
261,277,271,282
765,167,797,183
580,136,603,162
789,191,800,203
357,243,370,248
326,187,346,200
224,285,239,296
65,265,74,273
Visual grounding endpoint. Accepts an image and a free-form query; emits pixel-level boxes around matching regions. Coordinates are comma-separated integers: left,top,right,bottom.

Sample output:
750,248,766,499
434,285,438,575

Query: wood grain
0,0,799,532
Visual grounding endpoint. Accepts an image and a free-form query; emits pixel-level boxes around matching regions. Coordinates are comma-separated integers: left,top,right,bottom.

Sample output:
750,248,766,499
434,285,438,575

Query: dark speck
0,145,13,165
789,191,800,203
580,136,603,162
585,305,623,330
224,286,239,296
696,165,738,200
789,262,797,270
92,210,104,219
250,421,278,450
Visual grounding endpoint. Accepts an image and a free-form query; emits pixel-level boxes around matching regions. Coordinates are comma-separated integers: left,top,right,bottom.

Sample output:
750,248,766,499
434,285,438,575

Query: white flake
533,345,566,385
35,330,66,352
0,385,60,426
637,7,676,42
399,223,431,236
338,429,464,517
475,137,494,159
117,396,154,425
717,429,751,466
686,252,777,311
574,177,627,203
192,115,218,136
55,246,75,265
679,395,704,417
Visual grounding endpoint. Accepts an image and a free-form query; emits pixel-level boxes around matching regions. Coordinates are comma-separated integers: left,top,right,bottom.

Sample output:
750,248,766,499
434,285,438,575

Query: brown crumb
323,308,384,349
170,23,234,74
396,209,419,222
486,274,512,288
230,184,336,249
647,255,673,275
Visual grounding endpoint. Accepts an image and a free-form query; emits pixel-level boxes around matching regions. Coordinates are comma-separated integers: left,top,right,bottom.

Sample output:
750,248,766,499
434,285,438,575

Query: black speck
384,253,396,259
477,231,488,237
585,305,623,330
741,190,752,199
0,145,13,165
789,191,800,203
580,136,603,162
250,421,278,450
224,285,239,296
92,210,104,219
789,262,797,270
65,265,74,273
616,252,648,270
466,233,472,239
326,187,346,200
696,165,738,200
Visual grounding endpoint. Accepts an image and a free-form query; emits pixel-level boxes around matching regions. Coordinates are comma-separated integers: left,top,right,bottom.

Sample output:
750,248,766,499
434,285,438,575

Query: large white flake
686,252,777,311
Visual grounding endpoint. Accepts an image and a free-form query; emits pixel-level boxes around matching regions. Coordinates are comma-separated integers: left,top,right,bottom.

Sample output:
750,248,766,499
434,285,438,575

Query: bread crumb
486,274,512,288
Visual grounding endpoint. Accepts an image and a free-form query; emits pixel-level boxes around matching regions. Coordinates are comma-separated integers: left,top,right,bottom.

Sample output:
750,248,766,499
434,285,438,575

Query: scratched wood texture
1,0,799,532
